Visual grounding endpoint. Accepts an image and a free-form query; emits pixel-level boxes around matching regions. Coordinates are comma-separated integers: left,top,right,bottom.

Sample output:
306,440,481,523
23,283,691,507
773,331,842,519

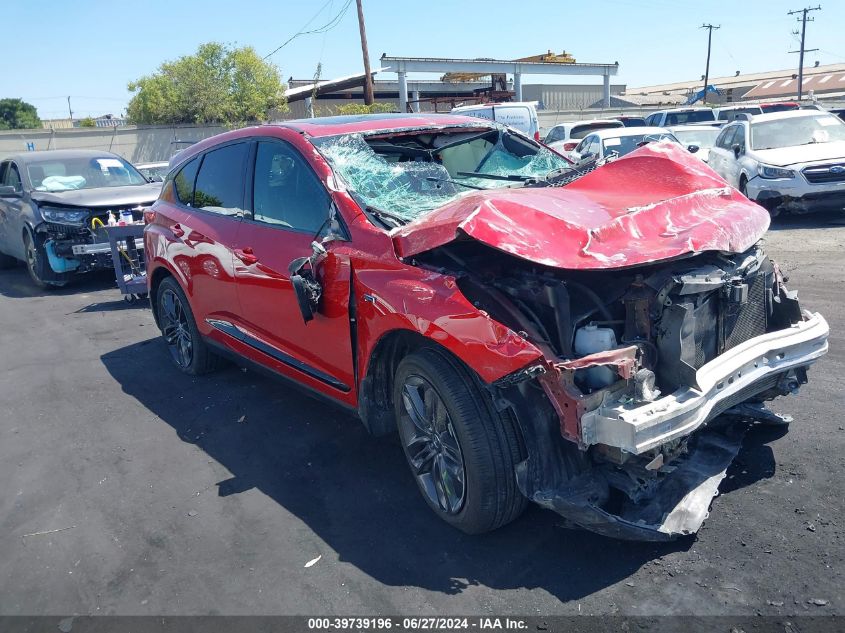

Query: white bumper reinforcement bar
580,312,829,455
71,239,145,255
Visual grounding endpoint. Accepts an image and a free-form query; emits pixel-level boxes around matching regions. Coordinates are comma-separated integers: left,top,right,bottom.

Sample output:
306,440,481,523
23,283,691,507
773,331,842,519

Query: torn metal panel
556,345,638,378
392,142,770,269
516,427,746,541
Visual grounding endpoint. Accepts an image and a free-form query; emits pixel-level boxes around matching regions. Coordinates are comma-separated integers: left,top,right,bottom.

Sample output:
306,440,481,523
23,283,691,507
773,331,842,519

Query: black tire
0,250,17,270
739,177,749,198
393,347,527,534
156,276,223,375
23,232,65,289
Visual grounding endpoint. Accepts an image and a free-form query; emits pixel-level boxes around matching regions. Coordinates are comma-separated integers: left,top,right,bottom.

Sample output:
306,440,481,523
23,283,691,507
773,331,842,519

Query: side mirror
0,185,21,197
688,144,700,153
732,143,742,158
288,241,327,324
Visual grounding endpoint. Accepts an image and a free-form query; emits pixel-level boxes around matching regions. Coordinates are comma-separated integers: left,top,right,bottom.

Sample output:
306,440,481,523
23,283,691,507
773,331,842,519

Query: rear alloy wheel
156,277,223,375
23,232,64,289
394,348,527,534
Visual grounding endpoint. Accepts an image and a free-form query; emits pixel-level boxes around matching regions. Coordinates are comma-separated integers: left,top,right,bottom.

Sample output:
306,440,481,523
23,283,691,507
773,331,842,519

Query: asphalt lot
0,212,843,617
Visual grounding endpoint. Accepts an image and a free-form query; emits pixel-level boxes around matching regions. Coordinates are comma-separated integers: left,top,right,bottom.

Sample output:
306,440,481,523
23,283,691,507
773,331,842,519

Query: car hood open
30,182,162,208
392,142,770,270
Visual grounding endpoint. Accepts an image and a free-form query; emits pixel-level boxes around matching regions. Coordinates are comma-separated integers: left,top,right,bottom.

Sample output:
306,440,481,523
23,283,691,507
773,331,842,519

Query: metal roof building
624,63,845,104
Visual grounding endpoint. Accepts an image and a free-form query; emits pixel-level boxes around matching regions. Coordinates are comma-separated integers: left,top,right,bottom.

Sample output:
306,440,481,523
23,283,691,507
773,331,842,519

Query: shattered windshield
313,127,571,222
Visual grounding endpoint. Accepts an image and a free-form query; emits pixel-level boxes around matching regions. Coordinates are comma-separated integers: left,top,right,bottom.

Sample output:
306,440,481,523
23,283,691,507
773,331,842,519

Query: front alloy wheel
393,348,527,534
399,375,466,515
159,287,193,368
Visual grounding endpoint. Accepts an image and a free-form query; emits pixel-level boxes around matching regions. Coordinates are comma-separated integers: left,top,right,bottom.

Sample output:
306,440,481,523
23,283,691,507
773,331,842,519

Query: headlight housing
759,164,795,179
39,206,90,226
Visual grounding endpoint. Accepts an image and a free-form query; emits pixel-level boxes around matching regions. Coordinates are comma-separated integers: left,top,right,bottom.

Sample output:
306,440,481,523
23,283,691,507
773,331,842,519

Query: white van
450,102,541,141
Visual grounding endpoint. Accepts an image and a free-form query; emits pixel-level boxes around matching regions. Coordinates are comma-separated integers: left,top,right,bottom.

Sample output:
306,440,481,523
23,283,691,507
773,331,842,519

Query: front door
233,139,355,397
0,161,25,259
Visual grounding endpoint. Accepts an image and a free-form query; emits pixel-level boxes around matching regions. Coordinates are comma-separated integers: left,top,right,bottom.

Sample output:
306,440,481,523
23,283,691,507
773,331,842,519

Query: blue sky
5,0,845,119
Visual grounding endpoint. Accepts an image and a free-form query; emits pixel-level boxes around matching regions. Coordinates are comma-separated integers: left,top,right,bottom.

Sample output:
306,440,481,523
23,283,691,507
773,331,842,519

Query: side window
547,127,563,143
735,124,747,151
715,126,736,150
574,138,589,154
252,141,331,233
173,157,199,206
193,143,248,216
6,163,22,192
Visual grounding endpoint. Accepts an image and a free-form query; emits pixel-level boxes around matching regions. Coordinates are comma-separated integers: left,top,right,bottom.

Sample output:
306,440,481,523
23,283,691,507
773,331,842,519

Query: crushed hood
752,141,845,167
30,182,162,208
392,142,770,270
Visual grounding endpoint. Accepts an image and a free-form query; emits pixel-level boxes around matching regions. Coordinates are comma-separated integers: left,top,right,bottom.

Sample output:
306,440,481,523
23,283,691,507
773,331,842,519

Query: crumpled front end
399,142,829,540
36,205,147,275
415,238,828,540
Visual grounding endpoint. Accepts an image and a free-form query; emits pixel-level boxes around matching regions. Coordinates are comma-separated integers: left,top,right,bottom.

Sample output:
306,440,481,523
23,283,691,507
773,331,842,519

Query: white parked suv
645,107,716,126
707,110,845,215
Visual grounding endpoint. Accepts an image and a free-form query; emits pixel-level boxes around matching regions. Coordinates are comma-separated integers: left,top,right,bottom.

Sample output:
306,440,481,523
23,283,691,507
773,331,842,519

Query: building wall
0,124,226,164
522,84,626,111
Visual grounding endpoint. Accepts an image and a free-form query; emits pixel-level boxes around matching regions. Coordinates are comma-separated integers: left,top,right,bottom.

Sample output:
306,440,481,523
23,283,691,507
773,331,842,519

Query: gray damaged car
0,150,161,287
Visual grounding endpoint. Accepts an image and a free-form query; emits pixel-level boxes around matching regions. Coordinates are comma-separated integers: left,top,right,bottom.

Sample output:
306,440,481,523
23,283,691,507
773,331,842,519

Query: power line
263,0,354,60
700,24,720,105
788,5,822,100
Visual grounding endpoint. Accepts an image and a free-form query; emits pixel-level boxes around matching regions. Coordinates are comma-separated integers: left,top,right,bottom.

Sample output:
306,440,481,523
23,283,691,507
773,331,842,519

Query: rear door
162,143,248,331
233,138,355,397
708,125,738,180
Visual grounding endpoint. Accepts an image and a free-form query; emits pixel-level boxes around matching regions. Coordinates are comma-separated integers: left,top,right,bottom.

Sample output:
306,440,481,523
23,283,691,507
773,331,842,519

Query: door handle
171,223,185,238
234,247,259,265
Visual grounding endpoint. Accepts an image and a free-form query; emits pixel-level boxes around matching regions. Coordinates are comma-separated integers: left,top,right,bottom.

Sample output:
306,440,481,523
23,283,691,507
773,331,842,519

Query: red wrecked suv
145,114,829,540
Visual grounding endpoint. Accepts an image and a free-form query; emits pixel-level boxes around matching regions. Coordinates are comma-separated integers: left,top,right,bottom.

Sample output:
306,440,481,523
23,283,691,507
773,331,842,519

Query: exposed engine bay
35,204,146,277
412,239,827,539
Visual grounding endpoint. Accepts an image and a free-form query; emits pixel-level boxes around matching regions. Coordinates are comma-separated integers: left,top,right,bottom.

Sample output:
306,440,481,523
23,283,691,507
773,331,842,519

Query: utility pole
788,5,821,101
67,96,73,121
700,24,720,105
355,0,374,105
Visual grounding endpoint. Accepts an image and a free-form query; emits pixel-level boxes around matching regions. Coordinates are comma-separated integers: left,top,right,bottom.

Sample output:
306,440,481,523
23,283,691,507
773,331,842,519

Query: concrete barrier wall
0,124,227,164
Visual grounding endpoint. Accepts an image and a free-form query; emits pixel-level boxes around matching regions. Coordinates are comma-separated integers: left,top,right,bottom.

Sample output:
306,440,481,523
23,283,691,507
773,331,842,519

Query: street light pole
700,24,720,105
788,5,821,101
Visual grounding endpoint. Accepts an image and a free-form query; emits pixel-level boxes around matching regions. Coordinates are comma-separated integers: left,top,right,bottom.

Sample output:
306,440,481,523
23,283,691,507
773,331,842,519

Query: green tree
0,98,42,130
127,43,287,125
336,102,395,115
79,117,96,128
